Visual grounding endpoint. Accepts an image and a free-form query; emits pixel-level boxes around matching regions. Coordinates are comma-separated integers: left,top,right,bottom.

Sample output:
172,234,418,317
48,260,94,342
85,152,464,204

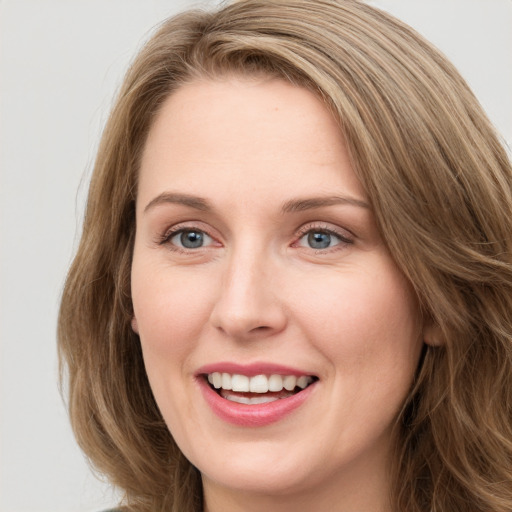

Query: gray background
1,1,511,511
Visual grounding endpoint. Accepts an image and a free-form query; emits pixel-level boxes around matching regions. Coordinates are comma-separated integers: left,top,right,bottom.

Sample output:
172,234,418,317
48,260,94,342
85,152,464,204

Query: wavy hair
58,1,512,510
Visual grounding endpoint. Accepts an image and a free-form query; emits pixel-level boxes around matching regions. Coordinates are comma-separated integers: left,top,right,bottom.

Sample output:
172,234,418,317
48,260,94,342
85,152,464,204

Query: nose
209,246,287,340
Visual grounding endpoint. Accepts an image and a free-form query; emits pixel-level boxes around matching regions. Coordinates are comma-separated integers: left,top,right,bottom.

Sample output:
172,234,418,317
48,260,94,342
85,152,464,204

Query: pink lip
196,361,315,377
195,362,318,427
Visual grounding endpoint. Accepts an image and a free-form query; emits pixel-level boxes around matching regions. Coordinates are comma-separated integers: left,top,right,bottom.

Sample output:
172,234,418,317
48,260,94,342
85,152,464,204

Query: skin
131,77,425,512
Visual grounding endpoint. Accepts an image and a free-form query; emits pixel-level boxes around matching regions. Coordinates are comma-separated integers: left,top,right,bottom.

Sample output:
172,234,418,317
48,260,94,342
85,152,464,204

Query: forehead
137,77,366,210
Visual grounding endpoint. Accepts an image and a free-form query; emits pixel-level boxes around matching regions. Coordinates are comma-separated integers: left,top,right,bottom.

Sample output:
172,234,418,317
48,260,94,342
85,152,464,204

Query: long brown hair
58,1,512,510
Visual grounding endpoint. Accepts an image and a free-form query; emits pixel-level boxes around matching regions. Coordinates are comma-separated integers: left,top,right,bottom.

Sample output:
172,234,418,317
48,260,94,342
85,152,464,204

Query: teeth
207,372,314,393
212,372,222,389
297,376,309,389
283,375,297,391
268,374,283,391
221,372,232,390
221,391,280,405
231,374,250,392
249,374,268,393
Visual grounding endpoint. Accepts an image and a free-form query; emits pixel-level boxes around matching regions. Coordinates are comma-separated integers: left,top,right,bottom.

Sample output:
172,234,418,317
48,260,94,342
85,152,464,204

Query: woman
58,1,512,511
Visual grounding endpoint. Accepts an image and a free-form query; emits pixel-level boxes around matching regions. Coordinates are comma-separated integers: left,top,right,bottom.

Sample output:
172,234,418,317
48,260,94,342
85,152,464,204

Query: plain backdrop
0,1,510,511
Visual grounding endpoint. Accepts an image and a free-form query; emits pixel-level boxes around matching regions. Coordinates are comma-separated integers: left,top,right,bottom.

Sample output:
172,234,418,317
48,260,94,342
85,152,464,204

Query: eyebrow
281,195,370,213
144,192,212,213
143,192,370,214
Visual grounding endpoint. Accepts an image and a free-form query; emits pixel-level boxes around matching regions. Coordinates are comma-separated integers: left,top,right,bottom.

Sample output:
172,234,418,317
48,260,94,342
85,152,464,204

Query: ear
423,321,443,346
131,316,139,334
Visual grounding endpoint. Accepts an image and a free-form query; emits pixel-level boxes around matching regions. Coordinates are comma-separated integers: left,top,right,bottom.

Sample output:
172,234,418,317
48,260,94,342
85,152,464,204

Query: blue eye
298,229,345,250
170,229,213,249
308,231,334,249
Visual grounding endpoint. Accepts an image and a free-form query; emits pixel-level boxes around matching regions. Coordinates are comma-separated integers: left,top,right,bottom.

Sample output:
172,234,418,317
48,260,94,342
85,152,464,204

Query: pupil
181,231,203,248
308,231,331,249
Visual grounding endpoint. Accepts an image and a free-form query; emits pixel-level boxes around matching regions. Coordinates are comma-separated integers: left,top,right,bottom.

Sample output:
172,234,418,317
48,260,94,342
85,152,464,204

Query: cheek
292,263,422,375
131,260,215,358
131,261,215,430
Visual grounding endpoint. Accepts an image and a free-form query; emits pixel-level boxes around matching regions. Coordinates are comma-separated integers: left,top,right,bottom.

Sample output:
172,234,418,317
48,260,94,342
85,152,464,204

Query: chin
200,458,317,496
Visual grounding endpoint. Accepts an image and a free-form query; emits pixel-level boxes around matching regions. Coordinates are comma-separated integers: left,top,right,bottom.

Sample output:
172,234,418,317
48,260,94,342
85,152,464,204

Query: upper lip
196,361,317,377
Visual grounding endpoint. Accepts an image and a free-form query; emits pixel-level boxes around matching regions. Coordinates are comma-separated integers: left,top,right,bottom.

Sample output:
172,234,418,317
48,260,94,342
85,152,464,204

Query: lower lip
197,377,316,427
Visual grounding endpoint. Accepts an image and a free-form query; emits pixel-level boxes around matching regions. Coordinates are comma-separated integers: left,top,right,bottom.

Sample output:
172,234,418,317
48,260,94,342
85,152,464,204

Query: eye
169,229,214,249
300,230,339,249
306,231,335,249
296,227,351,250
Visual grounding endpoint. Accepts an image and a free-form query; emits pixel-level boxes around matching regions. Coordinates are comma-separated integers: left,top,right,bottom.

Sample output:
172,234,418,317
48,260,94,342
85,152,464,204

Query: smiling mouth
205,372,318,405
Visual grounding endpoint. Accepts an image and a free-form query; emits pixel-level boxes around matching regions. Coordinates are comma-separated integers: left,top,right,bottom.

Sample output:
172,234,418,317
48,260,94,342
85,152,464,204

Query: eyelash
157,223,216,253
294,223,353,252
157,222,353,253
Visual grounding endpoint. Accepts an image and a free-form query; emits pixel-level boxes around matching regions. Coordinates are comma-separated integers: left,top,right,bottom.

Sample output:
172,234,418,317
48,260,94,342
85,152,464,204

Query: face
131,77,424,510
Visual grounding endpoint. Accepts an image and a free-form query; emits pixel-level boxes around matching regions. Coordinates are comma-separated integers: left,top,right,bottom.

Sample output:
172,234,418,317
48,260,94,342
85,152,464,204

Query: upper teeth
207,373,313,393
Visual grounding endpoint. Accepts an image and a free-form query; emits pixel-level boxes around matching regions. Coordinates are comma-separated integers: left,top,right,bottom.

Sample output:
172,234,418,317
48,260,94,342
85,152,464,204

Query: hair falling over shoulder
58,1,512,510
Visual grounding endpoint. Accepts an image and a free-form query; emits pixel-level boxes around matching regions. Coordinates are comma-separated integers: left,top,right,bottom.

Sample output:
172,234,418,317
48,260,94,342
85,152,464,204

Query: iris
180,230,204,248
308,231,333,249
